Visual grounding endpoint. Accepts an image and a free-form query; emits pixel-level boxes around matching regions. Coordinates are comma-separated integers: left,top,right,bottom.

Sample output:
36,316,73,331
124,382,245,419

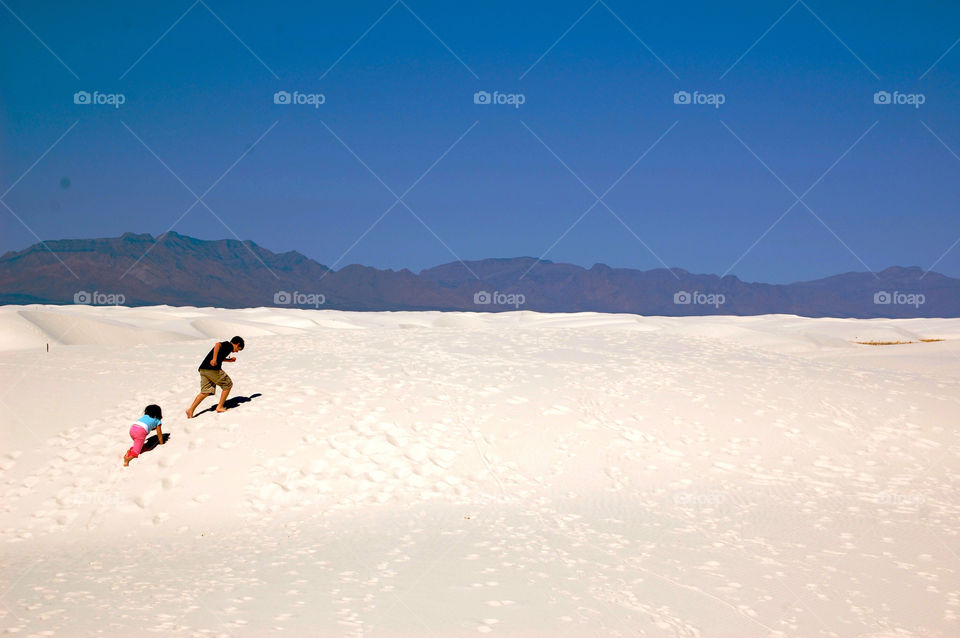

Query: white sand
1,305,958,637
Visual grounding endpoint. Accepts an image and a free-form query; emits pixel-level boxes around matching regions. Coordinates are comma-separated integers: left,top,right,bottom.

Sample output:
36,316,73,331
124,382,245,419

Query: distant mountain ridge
1,232,957,317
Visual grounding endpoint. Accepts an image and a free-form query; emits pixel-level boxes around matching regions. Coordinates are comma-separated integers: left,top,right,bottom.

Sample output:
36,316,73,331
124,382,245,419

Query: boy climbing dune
185,336,244,418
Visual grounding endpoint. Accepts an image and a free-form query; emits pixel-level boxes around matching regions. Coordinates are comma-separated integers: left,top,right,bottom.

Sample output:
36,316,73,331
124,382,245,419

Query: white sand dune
1,305,958,637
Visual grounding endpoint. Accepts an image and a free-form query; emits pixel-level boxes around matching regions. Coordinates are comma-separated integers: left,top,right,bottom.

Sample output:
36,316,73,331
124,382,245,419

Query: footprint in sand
158,454,182,468
134,490,159,509
0,451,22,472
161,474,181,490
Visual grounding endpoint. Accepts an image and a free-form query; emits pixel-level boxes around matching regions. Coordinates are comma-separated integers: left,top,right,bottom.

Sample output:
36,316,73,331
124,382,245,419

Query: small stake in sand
853,338,945,346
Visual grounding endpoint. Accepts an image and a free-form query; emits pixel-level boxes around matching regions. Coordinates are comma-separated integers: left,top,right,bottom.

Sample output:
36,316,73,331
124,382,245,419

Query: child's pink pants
128,425,147,458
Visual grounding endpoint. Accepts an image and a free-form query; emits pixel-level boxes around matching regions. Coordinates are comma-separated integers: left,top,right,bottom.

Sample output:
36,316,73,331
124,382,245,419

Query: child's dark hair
230,336,245,350
144,404,162,420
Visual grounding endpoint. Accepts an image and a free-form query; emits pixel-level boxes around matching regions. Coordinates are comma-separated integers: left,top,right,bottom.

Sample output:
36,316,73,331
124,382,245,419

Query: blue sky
1,0,959,283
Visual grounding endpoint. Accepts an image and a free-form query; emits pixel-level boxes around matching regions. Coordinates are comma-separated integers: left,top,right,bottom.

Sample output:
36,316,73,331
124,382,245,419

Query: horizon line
0,230,947,286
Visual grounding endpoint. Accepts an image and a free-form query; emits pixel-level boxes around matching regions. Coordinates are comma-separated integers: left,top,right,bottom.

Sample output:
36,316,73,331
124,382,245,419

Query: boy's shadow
142,433,172,454
195,393,262,417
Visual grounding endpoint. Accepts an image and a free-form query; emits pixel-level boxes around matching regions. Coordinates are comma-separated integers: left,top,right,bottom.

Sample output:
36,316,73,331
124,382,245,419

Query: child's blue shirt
135,415,161,434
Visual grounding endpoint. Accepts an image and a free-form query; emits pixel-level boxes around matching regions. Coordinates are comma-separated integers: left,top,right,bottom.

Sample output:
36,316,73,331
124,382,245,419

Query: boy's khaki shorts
199,369,232,394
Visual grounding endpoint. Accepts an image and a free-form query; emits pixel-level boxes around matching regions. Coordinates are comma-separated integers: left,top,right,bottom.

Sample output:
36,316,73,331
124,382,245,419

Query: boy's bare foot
185,409,194,419
215,407,228,413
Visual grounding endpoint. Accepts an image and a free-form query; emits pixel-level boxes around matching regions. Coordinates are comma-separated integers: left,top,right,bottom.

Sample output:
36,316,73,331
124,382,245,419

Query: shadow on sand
141,432,172,454
194,393,262,417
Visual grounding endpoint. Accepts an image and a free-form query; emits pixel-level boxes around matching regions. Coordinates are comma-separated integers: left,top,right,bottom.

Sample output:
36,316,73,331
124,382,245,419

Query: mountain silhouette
1,232,957,317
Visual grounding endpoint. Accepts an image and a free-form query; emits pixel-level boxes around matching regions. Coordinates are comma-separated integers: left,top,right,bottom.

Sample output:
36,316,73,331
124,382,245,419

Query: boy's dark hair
230,336,245,350
144,404,162,420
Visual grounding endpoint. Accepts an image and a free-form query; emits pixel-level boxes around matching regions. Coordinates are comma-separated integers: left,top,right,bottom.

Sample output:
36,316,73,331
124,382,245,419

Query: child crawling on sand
123,404,164,466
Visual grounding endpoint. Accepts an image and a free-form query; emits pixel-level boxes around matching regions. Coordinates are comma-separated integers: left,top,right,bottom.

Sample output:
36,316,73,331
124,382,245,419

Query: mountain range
0,232,957,317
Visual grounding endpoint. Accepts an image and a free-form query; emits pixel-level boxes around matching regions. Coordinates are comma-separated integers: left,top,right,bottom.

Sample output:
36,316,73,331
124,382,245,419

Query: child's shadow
195,393,262,417
141,433,172,454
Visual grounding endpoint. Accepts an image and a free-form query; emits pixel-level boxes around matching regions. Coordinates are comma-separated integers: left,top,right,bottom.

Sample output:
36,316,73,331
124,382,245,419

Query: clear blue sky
2,0,959,283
